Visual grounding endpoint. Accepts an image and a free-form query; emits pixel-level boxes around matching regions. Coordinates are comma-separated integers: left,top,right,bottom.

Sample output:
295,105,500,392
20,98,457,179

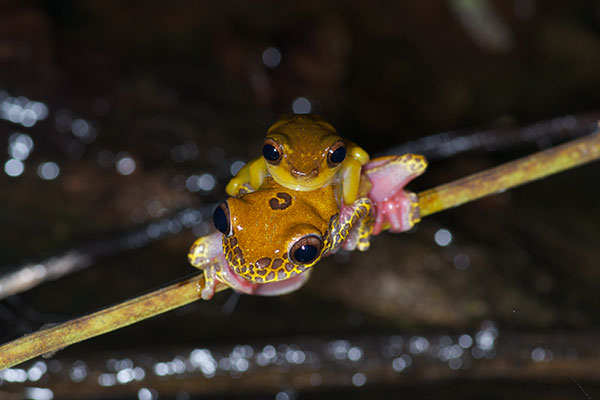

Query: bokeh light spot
4,158,24,177
37,162,60,180
292,97,311,114
262,47,282,68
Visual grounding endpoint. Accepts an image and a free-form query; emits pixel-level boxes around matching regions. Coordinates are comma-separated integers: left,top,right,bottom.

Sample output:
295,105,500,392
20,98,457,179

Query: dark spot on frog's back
269,192,293,210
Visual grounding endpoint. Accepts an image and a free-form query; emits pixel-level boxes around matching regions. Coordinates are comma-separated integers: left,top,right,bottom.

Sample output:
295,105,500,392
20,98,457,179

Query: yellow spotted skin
226,114,370,205
329,197,373,252
202,177,373,286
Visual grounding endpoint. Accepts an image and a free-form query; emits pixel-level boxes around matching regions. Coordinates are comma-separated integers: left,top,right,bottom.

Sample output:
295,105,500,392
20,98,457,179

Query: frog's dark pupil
262,144,280,162
330,146,346,164
213,205,229,234
293,245,318,263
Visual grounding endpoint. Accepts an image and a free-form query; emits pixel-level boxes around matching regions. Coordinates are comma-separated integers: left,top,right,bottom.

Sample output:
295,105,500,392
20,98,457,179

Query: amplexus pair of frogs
188,115,427,299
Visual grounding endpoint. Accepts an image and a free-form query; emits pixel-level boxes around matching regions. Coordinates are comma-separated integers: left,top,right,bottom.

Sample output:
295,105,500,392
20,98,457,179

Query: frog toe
363,154,426,235
372,190,419,234
364,154,427,203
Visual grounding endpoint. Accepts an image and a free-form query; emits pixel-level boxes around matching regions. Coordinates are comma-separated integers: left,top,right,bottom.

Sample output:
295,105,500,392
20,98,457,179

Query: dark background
1,1,599,398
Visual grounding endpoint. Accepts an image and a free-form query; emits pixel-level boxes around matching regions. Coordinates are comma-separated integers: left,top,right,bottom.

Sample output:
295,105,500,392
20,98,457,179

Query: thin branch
418,124,600,217
0,274,228,369
1,127,599,370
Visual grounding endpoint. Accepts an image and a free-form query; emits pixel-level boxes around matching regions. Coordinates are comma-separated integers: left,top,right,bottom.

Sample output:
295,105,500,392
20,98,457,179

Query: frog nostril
290,169,305,177
290,167,318,178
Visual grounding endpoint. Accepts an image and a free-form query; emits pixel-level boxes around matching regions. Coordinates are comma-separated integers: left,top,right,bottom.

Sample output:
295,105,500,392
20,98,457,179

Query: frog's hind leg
363,154,427,235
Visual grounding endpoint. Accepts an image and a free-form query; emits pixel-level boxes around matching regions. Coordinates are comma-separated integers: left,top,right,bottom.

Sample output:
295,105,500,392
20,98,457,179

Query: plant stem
418,126,600,217
0,127,599,370
0,274,228,370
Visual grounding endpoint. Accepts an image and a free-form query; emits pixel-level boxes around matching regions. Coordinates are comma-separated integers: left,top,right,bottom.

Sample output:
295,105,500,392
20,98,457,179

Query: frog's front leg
339,141,370,205
329,197,374,253
339,157,364,205
363,154,427,234
188,232,224,299
188,232,258,299
225,157,267,196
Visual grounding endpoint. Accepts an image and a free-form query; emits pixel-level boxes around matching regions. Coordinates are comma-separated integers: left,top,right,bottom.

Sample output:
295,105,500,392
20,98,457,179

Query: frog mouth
218,251,312,296
290,166,319,178
251,270,312,296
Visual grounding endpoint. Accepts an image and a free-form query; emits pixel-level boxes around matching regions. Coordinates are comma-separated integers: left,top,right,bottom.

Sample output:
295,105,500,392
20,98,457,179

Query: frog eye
213,201,231,235
262,138,282,165
327,140,346,167
289,235,323,265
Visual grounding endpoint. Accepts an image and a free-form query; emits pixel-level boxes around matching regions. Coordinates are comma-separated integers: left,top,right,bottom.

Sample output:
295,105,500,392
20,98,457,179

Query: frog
225,114,370,206
189,176,373,300
189,154,427,300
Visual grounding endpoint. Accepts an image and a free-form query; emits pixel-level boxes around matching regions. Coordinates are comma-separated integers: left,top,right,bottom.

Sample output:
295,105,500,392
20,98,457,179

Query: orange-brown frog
188,154,427,300
189,177,373,299
226,114,370,205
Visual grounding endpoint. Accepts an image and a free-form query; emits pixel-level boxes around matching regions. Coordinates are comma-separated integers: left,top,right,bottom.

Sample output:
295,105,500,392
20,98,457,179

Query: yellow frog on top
189,176,373,299
225,114,370,205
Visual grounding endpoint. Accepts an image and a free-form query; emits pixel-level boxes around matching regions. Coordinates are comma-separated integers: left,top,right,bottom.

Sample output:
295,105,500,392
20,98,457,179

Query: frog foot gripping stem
335,197,374,252
362,154,427,235
188,232,258,299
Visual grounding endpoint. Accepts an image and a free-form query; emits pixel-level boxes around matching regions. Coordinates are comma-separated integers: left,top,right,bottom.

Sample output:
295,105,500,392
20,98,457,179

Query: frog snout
290,167,319,179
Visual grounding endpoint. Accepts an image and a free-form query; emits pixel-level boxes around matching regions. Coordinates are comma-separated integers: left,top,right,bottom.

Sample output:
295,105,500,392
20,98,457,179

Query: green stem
418,126,600,217
0,274,228,369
